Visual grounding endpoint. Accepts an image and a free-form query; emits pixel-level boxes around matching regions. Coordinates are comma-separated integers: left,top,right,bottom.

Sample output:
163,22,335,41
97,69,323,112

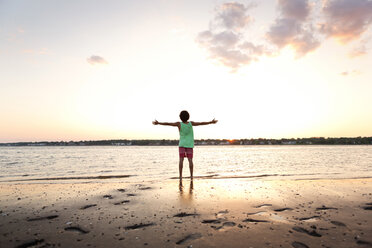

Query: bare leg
179,157,184,179
187,158,193,179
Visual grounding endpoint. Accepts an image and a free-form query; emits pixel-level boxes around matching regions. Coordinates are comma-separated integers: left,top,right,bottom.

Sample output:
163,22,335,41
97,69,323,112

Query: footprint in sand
331,220,346,227
202,219,222,224
255,204,272,208
64,226,89,234
243,218,269,223
292,241,309,248
362,204,372,210
103,194,113,199
274,208,293,212
16,239,45,248
138,187,152,190
80,204,97,210
176,233,202,245
27,215,58,221
124,223,155,230
223,221,236,227
298,216,321,222
114,200,130,205
246,211,291,223
211,221,237,230
173,212,199,217
292,226,321,237
211,225,224,230
356,240,372,247
215,209,229,218
246,211,267,215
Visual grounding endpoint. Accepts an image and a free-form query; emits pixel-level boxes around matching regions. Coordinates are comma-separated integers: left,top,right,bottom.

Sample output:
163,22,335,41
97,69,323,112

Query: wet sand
1,178,372,248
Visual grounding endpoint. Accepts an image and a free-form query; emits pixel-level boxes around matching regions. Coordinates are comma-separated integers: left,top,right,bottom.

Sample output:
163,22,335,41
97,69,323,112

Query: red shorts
179,147,193,158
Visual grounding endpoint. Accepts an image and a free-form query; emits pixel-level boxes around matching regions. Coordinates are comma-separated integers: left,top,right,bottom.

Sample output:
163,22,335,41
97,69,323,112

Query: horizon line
1,136,372,145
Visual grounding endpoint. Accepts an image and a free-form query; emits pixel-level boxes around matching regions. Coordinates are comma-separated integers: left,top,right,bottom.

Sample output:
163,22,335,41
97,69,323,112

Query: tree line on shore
1,137,372,146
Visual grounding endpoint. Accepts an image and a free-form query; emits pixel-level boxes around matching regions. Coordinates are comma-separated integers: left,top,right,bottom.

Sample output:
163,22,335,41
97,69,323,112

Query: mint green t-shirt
179,122,194,148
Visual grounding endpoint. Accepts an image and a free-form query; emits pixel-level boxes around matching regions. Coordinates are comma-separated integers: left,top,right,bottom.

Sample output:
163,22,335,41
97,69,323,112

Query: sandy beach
1,178,372,248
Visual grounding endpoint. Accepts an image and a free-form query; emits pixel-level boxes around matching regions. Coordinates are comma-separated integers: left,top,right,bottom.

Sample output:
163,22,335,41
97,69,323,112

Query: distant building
282,141,296,145
219,141,229,145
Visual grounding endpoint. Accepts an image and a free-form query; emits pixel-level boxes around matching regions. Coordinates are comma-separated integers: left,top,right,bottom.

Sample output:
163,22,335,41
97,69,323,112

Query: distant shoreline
1,137,371,146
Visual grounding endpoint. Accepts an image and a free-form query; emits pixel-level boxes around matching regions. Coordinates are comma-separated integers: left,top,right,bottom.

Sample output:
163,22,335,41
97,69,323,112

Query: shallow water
0,145,371,183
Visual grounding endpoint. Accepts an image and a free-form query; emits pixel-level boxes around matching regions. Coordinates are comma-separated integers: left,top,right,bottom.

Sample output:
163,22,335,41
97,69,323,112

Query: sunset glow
1,0,372,142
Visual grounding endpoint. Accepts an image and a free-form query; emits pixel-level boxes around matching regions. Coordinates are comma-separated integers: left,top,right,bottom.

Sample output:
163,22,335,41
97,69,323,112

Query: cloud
320,0,372,43
340,70,360,76
266,0,320,57
87,55,108,65
208,46,252,69
196,2,269,71
278,0,310,21
239,41,265,56
214,2,254,31
349,40,369,57
197,1,371,70
291,28,321,57
267,18,301,48
196,30,242,55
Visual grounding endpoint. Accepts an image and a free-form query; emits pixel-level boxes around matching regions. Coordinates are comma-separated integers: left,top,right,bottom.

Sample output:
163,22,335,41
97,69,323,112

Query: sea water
0,145,371,183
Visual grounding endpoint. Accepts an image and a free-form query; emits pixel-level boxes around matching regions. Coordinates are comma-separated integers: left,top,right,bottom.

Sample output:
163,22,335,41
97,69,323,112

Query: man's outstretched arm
191,118,218,126
152,120,180,127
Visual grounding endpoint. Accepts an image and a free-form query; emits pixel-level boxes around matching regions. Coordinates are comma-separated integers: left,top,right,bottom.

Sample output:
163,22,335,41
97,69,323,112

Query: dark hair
179,110,190,122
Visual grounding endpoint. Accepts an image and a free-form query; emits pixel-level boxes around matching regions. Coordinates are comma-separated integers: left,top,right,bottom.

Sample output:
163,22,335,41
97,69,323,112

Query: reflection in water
179,179,194,204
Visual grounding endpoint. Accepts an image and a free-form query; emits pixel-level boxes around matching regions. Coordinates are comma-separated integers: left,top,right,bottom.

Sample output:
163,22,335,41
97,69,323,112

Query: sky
1,0,372,142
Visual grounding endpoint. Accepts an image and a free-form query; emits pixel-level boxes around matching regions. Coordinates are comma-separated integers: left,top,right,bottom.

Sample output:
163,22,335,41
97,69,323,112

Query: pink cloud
87,55,108,65
266,0,320,57
278,0,310,21
340,70,361,76
196,2,269,71
215,2,254,31
320,0,372,43
197,1,372,70
349,41,369,58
